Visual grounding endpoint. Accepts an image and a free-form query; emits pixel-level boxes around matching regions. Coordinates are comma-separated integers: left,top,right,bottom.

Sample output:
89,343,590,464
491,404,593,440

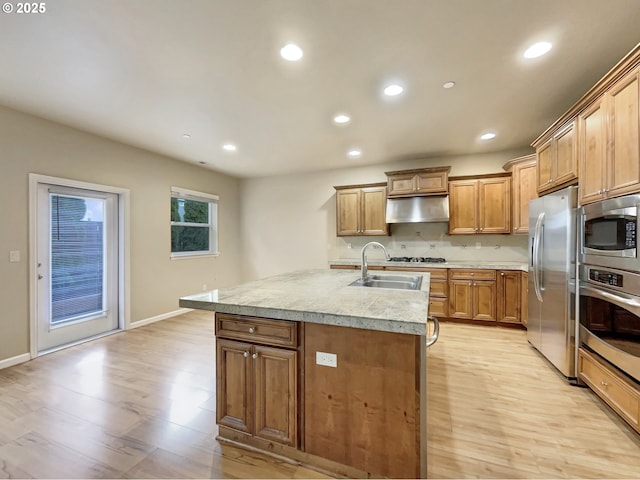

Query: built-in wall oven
579,194,640,383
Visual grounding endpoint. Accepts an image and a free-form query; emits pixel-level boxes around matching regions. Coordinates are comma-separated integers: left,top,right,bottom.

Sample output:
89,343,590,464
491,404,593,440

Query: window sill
170,252,220,260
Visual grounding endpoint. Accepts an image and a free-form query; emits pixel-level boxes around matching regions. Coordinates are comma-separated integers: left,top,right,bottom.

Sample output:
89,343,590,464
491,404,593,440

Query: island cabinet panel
304,322,421,479
215,314,299,448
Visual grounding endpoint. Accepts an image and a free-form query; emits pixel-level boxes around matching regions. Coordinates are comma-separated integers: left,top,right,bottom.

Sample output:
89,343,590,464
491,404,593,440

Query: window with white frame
170,187,219,257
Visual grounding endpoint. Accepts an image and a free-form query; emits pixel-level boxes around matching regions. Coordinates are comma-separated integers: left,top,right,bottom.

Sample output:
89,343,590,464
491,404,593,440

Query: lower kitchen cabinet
578,348,640,434
215,316,298,447
497,270,521,324
449,269,496,321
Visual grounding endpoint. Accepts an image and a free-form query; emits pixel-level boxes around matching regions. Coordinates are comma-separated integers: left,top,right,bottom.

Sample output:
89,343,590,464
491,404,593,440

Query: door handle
426,316,439,348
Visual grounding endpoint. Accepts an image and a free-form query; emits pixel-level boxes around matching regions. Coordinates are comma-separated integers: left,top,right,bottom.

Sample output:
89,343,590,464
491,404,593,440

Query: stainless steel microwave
579,194,638,272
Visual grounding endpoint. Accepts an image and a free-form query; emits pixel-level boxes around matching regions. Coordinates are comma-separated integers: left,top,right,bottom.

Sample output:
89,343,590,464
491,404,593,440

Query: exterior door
36,183,119,352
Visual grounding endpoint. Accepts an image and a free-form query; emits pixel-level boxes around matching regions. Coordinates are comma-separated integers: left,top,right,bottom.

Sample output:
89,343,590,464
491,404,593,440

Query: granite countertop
179,268,430,336
329,259,528,271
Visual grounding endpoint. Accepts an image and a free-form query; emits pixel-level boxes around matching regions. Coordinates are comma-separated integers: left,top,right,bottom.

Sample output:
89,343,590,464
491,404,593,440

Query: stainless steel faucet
361,241,391,281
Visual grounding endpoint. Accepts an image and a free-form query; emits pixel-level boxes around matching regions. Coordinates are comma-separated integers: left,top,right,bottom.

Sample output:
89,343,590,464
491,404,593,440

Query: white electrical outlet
316,351,337,368
475,242,482,249
202,284,208,291
347,243,352,249
9,250,20,263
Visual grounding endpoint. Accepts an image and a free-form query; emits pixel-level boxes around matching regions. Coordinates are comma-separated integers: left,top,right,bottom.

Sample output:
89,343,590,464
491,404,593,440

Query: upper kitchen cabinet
535,119,578,196
385,166,450,197
448,174,511,235
579,65,640,205
334,183,389,236
533,44,640,205
503,154,537,234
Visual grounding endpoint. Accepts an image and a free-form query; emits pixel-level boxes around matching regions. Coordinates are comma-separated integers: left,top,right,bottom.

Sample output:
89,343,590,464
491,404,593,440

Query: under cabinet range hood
385,196,449,223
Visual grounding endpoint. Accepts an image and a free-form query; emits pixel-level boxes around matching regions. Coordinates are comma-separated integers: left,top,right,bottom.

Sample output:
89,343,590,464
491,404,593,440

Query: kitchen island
179,268,434,479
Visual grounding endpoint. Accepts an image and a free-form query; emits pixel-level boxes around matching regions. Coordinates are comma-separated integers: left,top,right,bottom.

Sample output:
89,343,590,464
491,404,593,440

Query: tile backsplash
330,222,528,263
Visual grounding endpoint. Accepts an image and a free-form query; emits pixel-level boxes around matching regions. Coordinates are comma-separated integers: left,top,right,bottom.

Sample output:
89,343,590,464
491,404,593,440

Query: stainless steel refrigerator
528,185,578,381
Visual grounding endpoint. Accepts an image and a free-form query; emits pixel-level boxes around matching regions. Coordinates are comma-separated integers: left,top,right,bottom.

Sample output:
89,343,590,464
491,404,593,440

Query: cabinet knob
501,272,504,276
248,327,255,334
243,351,249,358
252,353,258,359
601,380,608,387
470,272,474,276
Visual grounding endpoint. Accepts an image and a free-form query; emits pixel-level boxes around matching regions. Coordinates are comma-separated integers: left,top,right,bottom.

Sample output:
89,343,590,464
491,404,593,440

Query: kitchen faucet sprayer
361,241,391,282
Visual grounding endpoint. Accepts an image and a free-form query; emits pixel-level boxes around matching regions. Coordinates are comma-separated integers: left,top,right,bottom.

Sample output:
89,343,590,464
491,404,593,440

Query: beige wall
240,149,533,281
0,105,242,363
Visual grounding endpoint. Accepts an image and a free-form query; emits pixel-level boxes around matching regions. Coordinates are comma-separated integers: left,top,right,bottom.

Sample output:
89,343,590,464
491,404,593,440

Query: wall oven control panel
589,269,624,287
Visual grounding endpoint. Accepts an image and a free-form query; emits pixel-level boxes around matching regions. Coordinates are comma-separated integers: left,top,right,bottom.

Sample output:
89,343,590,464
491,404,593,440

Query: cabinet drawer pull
601,380,608,387
243,351,249,358
252,353,258,359
248,327,255,334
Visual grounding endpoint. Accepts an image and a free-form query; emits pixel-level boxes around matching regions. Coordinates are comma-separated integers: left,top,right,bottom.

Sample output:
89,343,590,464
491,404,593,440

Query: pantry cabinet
334,183,389,236
503,154,537,234
448,174,511,235
579,66,640,205
215,314,298,447
385,166,450,197
448,269,496,321
536,120,578,195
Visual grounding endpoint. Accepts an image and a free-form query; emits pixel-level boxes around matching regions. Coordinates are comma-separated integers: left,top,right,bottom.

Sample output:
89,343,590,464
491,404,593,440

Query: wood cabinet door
521,272,529,327
428,297,448,317
608,67,640,198
449,279,473,319
579,99,607,205
536,139,554,193
554,120,578,186
478,177,511,234
253,345,297,447
497,271,521,323
415,171,448,194
336,188,361,236
472,280,496,321
512,160,537,234
216,338,253,434
361,186,389,236
387,173,416,196
448,180,478,234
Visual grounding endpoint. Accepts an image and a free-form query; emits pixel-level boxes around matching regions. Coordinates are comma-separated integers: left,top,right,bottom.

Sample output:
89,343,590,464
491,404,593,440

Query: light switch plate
316,351,337,368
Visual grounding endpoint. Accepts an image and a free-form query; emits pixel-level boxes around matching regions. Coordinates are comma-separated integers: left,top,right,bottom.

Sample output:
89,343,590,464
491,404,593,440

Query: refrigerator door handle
533,212,545,302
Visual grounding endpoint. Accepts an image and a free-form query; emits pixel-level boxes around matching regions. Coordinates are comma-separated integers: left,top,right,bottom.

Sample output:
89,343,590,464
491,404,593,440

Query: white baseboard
0,353,31,370
129,308,193,329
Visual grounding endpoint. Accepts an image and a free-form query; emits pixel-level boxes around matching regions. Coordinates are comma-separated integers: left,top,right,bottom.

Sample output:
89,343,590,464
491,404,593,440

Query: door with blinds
36,183,119,352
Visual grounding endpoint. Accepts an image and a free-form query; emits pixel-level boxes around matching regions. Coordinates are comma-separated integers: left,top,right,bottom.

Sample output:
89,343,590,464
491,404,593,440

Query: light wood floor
0,311,639,478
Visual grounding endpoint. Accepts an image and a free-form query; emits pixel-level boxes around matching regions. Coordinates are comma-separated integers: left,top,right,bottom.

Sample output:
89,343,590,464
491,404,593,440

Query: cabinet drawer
449,269,496,280
578,348,640,431
429,279,448,297
429,297,448,317
216,314,298,348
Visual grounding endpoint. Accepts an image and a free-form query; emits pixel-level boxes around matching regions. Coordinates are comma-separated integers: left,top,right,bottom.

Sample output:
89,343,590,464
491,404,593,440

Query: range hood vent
385,196,449,223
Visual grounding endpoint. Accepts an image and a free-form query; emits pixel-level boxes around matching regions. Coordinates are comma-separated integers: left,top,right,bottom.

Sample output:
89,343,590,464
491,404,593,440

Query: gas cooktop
389,256,446,263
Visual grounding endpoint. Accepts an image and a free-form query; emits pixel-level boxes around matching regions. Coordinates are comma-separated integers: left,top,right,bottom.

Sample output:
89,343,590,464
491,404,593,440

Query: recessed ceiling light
222,143,237,152
333,114,351,124
524,41,552,59
182,133,191,139
480,132,496,140
280,43,303,61
347,149,362,158
443,81,456,89
384,84,404,96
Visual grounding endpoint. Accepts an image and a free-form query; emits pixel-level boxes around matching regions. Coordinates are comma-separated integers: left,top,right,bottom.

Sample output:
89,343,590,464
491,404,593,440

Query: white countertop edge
178,300,428,336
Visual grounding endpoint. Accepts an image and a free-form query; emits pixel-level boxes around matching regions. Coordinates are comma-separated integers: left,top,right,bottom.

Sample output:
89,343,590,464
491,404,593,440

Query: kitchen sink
349,274,423,291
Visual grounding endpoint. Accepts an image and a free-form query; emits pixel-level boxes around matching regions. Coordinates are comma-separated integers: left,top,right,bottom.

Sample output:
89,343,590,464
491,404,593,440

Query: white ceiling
1,0,639,178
